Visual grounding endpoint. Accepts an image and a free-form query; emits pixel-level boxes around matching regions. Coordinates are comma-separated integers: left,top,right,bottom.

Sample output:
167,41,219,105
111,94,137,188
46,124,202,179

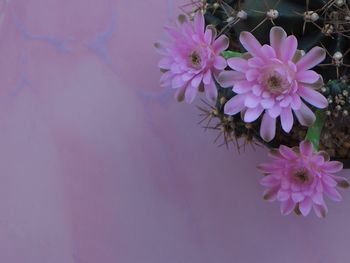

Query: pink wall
0,0,349,262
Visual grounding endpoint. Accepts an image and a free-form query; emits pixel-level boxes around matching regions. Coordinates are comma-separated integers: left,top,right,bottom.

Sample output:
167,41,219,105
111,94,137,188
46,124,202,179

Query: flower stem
305,110,326,151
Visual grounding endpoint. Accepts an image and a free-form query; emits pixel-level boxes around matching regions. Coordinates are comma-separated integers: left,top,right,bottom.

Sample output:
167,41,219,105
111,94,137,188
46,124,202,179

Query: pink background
1,0,350,262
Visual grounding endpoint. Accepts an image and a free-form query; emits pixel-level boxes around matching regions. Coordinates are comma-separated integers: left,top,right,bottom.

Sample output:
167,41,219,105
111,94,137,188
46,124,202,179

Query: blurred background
0,0,349,262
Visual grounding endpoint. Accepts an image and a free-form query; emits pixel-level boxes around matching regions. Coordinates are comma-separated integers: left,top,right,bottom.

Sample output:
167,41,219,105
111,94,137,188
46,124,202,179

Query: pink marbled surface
0,0,350,262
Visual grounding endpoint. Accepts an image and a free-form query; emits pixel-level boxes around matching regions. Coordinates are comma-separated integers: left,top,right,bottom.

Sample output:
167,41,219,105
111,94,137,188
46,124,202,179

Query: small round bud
343,110,348,117
333,51,343,61
237,10,247,20
226,16,235,23
322,24,334,35
336,105,342,111
213,2,220,9
267,9,279,19
343,90,349,96
336,0,345,6
304,11,319,22
326,110,332,116
310,12,319,21
321,87,327,93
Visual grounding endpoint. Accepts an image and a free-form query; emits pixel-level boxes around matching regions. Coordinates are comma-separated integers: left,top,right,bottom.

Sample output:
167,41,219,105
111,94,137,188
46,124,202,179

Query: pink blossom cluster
218,26,328,142
157,12,347,217
156,12,229,103
259,141,347,218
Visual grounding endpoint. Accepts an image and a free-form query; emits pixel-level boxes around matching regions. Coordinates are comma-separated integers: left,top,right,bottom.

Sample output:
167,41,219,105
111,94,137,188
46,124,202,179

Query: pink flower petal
313,203,328,218
204,80,218,102
269,26,287,58
296,70,320,84
160,71,173,87
261,44,276,58
323,184,342,201
218,71,245,87
191,74,203,89
172,75,186,89
294,102,316,127
312,155,324,165
296,46,326,71
268,104,282,118
239,31,263,57
261,98,275,109
277,190,290,201
214,56,227,70
279,95,292,107
204,28,213,44
158,57,173,69
291,193,305,202
257,163,282,174
246,69,259,81
300,140,313,157
184,84,198,104
261,175,280,187
193,12,205,34
165,25,182,40
212,35,229,53
244,106,264,122
291,94,302,110
175,85,186,102
280,199,295,215
224,95,246,115
280,107,294,133
248,57,264,68
312,192,324,205
333,176,349,188
298,86,328,108
260,113,276,142
280,35,297,62
250,85,261,96
203,70,212,85
299,197,313,216
263,187,279,202
227,57,249,72
279,145,298,160
170,63,182,74
244,93,261,108
322,175,338,187
233,81,252,94
322,161,343,173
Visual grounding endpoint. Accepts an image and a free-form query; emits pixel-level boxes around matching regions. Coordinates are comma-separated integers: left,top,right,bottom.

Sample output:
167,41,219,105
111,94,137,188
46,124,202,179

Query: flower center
262,69,291,95
293,168,312,184
190,51,202,68
267,76,282,92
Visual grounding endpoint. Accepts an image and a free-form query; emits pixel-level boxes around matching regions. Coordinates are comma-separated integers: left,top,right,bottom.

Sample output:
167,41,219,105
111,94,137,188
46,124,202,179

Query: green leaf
305,110,326,151
222,51,242,59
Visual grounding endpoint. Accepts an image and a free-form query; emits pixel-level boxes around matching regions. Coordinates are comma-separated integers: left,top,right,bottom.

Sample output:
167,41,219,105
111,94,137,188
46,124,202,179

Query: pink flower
258,141,347,218
156,12,229,103
218,27,328,142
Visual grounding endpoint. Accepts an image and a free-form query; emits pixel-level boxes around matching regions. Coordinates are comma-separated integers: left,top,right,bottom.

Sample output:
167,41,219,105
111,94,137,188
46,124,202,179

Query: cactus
161,1,350,217
190,0,350,163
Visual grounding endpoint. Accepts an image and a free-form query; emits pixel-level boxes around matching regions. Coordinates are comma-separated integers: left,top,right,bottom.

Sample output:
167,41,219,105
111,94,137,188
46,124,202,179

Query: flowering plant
156,0,350,217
